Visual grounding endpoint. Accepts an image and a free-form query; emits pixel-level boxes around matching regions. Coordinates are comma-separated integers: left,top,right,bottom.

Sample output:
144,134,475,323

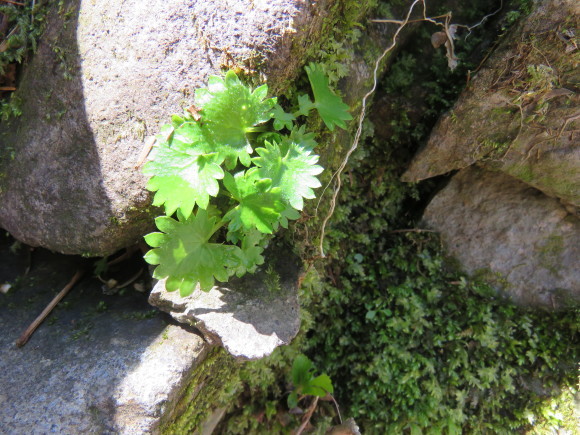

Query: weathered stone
422,167,580,310
402,0,580,208
0,235,226,433
0,0,337,256
149,245,301,360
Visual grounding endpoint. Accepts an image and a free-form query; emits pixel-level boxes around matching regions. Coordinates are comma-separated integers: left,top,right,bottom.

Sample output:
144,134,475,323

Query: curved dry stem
316,0,503,257
317,0,423,258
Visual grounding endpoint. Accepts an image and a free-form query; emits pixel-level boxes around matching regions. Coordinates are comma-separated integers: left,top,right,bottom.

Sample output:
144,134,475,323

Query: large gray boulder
0,0,334,256
402,0,579,210
422,167,580,310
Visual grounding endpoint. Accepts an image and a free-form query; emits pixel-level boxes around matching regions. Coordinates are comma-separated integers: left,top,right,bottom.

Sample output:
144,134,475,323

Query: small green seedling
288,354,334,409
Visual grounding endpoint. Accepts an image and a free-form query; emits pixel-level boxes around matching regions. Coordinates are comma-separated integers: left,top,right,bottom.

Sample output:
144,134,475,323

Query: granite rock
0,0,335,255
402,0,580,209
149,245,301,360
422,167,580,310
0,236,213,434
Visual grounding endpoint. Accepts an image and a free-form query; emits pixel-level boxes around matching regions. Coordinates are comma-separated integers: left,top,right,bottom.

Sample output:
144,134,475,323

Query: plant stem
296,396,319,435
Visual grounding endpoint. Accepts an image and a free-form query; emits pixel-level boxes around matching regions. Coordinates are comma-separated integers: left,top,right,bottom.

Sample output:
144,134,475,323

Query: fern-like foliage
143,66,351,296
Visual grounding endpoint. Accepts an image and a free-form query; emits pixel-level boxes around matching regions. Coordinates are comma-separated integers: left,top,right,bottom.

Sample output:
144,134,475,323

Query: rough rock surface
0,236,213,434
0,0,333,255
422,167,580,309
402,0,579,209
149,245,301,360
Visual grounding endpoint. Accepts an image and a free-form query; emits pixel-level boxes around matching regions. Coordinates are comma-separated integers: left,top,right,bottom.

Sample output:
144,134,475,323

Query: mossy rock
402,0,579,209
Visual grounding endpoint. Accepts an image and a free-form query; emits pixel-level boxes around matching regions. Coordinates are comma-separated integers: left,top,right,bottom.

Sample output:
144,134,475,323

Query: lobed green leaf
253,139,323,211
144,209,242,295
195,70,276,169
304,62,352,131
223,171,285,234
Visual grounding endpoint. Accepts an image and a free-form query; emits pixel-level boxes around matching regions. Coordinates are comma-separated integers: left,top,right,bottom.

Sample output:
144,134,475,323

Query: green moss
527,386,580,433
505,160,579,206
270,0,379,95
535,234,564,277
510,163,534,183
477,138,511,161
264,265,282,295
162,347,239,434
218,1,579,432
0,1,49,120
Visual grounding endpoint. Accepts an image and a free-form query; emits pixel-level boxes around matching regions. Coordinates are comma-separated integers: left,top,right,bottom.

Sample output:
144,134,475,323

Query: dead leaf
186,104,202,121
431,31,447,48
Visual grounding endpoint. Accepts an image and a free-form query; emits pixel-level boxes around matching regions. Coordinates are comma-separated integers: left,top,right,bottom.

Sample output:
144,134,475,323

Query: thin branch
370,13,450,24
0,0,26,6
329,394,343,425
98,268,143,290
0,25,20,53
295,396,319,435
317,0,423,258
466,0,503,35
15,269,85,347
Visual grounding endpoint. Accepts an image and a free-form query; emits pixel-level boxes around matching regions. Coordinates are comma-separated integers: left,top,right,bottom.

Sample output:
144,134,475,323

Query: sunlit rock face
149,244,302,360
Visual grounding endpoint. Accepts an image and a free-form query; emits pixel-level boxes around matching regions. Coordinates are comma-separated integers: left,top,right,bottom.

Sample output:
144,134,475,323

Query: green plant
288,354,334,409
143,64,351,296
0,2,48,121
218,1,579,430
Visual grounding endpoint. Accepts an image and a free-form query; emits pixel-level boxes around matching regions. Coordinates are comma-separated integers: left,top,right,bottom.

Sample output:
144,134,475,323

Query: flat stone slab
0,236,210,434
149,244,301,360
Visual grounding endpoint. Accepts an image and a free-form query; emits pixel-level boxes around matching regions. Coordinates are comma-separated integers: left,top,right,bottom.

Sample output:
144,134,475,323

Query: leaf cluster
287,354,333,409
143,66,351,295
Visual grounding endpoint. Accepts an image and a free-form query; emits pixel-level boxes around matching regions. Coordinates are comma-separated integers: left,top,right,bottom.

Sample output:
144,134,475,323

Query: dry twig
295,396,319,435
0,0,25,6
134,136,157,168
15,269,85,347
